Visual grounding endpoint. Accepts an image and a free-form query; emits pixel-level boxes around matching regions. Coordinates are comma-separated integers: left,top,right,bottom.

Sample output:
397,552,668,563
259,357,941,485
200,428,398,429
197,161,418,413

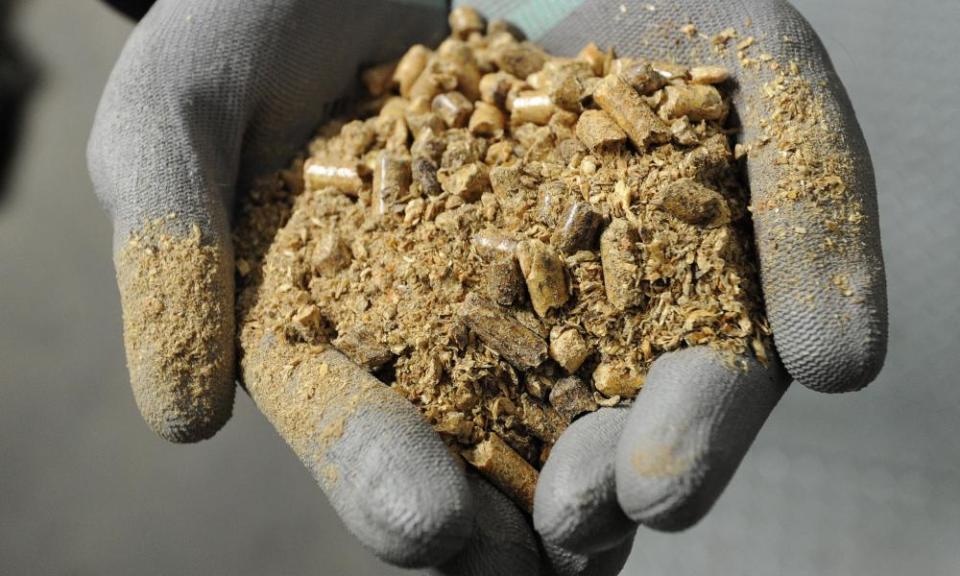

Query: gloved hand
89,1,887,575
88,0,476,569
460,0,888,565
88,1,607,572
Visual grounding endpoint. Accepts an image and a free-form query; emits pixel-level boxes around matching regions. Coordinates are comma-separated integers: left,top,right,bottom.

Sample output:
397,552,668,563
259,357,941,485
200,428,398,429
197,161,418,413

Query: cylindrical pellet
468,101,505,136
479,71,522,109
660,84,726,121
304,158,363,196
373,152,412,216
593,74,671,148
599,218,645,310
448,5,485,39
509,90,555,125
393,44,431,98
472,232,518,259
432,91,474,128
463,432,539,513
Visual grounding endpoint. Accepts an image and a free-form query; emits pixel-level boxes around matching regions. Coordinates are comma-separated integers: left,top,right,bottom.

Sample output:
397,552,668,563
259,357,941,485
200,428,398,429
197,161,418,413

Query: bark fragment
549,376,598,422
458,293,548,370
660,178,731,227
334,326,394,371
557,201,604,254
494,42,547,78
484,256,525,306
411,157,442,197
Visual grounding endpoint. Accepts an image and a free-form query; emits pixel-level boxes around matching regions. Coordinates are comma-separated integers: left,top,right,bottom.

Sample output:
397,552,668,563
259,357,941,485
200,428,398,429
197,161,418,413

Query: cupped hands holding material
89,1,886,574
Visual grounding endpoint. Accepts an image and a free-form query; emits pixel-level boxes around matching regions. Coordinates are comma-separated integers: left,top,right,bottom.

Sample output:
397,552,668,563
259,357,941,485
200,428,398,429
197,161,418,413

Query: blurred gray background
1,0,957,574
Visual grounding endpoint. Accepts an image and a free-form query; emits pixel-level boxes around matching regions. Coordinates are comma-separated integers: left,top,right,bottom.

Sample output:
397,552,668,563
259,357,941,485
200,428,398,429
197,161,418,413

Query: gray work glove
89,1,886,574
88,1,593,572
461,0,888,566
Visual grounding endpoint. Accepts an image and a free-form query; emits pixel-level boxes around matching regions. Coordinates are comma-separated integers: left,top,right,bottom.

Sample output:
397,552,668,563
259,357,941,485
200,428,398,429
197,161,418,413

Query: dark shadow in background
0,0,38,202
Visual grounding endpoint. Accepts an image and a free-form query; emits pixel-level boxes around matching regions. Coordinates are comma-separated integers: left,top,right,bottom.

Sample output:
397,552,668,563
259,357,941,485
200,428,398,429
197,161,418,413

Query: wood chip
516,239,569,317
549,326,591,373
592,362,644,398
576,109,627,150
440,162,490,202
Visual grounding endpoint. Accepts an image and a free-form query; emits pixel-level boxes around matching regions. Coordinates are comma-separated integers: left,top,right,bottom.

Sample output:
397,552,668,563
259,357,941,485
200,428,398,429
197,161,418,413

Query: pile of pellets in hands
235,6,768,511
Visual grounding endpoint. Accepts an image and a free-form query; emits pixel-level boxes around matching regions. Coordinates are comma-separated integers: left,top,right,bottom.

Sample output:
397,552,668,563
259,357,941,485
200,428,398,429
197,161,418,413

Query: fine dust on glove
114,216,235,442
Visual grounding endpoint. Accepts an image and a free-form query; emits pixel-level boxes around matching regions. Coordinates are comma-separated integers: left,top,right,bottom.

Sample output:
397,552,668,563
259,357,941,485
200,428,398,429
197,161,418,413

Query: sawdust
116,214,235,442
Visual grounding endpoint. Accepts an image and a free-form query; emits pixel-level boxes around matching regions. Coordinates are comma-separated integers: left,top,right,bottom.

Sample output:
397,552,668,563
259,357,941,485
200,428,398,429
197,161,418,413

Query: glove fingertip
615,347,787,531
781,266,888,394
534,408,635,554
116,217,236,443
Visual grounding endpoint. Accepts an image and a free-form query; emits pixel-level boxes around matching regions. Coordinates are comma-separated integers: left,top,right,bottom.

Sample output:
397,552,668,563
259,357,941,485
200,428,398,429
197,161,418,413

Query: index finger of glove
241,334,474,568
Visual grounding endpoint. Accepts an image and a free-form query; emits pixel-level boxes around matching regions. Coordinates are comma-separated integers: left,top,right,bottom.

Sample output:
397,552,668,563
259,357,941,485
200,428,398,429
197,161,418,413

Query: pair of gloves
89,1,887,574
